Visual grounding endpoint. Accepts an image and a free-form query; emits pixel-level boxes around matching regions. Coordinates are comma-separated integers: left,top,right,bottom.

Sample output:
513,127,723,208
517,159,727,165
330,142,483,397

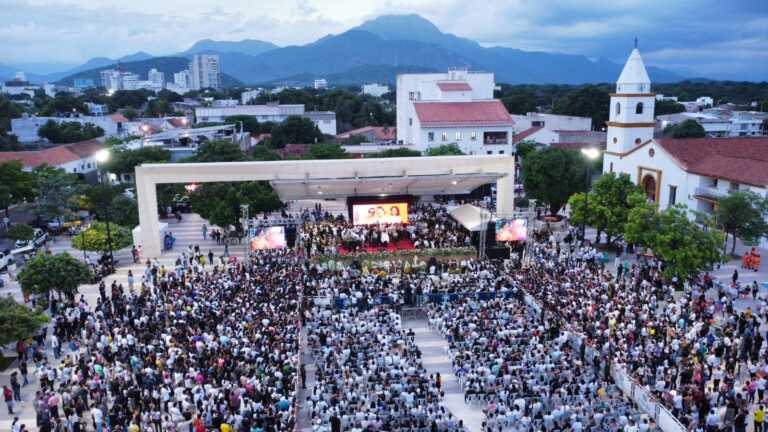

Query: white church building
603,48,768,247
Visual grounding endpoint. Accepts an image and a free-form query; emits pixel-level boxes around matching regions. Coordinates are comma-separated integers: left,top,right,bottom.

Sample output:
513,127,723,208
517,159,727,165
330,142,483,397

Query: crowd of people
300,204,472,256
305,305,465,431
10,249,303,432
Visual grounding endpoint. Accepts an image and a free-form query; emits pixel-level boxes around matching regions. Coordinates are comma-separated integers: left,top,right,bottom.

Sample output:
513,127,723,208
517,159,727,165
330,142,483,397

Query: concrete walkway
404,314,484,432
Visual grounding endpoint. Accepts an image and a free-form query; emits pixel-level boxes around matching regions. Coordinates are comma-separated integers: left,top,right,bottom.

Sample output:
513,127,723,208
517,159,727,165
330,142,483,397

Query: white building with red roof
0,138,105,176
396,68,514,155
604,48,768,246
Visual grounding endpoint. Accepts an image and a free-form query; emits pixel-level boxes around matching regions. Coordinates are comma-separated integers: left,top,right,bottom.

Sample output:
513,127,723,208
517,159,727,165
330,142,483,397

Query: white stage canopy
449,204,493,232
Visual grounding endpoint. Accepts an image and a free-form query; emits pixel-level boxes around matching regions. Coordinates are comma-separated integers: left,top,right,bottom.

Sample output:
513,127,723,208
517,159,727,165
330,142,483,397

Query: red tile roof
656,137,768,188
512,126,543,143
414,101,513,127
337,126,397,141
0,139,104,169
109,113,128,122
437,82,472,92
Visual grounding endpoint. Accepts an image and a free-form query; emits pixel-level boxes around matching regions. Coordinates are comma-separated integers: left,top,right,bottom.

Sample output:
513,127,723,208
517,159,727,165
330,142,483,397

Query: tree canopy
189,182,282,229
714,191,768,255
37,120,104,143
37,93,87,116
17,252,92,298
0,297,49,347
625,205,723,282
33,165,79,225
522,147,588,214
305,143,349,160
7,223,34,242
102,146,171,175
552,85,610,130
191,140,247,162
665,119,706,138
367,148,422,158
425,143,464,156
654,99,686,116
0,160,35,216
270,116,325,148
72,221,133,253
567,173,647,244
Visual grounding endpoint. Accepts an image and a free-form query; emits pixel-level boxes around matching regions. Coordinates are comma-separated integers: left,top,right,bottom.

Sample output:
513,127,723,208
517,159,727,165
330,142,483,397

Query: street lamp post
580,148,601,242
94,149,114,267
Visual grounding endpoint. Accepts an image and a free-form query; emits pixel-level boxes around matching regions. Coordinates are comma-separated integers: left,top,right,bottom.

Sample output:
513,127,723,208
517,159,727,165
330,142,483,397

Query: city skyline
1,0,767,81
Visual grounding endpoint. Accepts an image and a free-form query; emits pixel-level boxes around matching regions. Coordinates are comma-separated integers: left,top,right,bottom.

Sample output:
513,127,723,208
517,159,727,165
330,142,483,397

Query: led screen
352,203,409,225
249,226,287,250
495,218,528,242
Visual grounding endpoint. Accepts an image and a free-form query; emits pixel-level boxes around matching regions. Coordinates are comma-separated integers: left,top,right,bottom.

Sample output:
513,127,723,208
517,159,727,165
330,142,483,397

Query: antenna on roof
634,37,638,49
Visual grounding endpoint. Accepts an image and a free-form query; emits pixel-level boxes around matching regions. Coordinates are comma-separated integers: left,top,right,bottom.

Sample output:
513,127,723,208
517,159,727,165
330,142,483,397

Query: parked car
13,228,48,255
0,249,14,272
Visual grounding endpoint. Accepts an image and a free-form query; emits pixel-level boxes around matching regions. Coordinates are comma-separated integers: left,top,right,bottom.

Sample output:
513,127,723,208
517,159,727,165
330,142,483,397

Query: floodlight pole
240,204,250,269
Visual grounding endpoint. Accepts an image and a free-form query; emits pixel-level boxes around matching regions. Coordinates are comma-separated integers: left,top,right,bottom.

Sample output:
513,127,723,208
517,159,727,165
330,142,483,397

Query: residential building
73,78,95,90
655,94,678,102
313,79,328,90
696,96,714,107
510,113,592,132
173,70,190,89
189,54,221,90
336,126,397,145
100,69,141,93
211,99,239,108
85,102,108,116
656,112,731,137
194,104,337,135
0,138,105,176
1,78,39,98
241,89,262,104
362,83,390,98
148,68,165,89
396,68,514,155
603,47,768,248
656,110,766,137
729,111,767,137
122,124,249,164
11,113,127,143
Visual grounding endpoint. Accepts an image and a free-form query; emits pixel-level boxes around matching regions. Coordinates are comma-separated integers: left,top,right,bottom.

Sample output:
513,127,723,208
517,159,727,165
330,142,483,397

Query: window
408,118,413,126
730,182,740,191
635,102,644,114
455,131,462,141
499,150,505,155
428,132,434,142
441,132,448,141
609,162,614,173
668,185,677,206
615,102,621,115
487,151,493,155
470,131,477,141
532,121,544,127
408,91,415,100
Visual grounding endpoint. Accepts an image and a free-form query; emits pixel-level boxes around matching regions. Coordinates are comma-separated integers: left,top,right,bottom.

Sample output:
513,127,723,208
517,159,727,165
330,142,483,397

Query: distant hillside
55,57,242,87
258,64,437,86
180,39,278,57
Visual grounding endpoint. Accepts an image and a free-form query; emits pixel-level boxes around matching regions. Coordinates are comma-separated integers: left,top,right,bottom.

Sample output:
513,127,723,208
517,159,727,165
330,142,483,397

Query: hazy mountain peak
182,39,279,57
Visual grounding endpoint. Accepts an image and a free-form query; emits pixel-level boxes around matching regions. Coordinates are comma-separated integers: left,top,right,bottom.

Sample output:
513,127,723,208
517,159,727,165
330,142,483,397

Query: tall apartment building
189,54,221,90
148,68,165,89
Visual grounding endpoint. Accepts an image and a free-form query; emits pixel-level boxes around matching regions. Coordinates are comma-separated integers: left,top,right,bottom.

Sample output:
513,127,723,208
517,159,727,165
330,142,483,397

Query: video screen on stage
249,226,288,250
495,218,528,242
352,202,409,225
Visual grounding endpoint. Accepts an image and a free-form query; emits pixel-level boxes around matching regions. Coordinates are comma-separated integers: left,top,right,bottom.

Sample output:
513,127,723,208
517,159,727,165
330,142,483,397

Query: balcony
694,186,737,201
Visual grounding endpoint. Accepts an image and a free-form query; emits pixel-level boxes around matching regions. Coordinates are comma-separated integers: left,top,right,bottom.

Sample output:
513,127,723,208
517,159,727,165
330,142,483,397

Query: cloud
0,0,765,80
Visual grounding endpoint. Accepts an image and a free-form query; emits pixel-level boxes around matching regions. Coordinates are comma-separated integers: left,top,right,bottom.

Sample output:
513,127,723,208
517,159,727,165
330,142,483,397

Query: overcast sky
2,0,766,80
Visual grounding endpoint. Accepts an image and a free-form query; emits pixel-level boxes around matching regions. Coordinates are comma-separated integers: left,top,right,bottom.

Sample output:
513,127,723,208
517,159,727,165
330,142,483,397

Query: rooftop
437,82,472,92
0,138,104,168
414,100,513,127
656,137,768,188
337,126,397,141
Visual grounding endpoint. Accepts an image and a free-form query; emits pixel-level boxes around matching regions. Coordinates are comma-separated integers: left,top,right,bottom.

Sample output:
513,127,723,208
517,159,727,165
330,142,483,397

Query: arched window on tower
616,102,621,115
636,102,644,114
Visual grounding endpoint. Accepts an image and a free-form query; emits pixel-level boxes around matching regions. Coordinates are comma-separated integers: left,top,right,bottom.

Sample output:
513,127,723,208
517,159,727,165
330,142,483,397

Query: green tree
0,95,23,133
38,93,87,116
552,85,610,130
425,143,464,156
251,145,283,161
17,252,92,299
37,120,104,143
714,191,768,255
501,93,537,115
189,182,281,229
123,108,139,120
0,160,35,217
224,115,262,134
368,148,422,158
514,141,538,160
7,223,34,242
72,222,132,253
0,297,49,347
522,148,588,215
625,205,723,282
33,165,78,229
667,119,706,138
108,90,151,111
654,99,686,116
102,146,171,176
567,173,647,244
270,116,325,148
305,143,349,160
108,194,139,228
191,140,246,162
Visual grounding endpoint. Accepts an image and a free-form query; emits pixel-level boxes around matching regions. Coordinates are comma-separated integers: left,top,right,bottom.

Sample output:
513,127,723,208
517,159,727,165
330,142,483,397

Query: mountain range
2,14,687,86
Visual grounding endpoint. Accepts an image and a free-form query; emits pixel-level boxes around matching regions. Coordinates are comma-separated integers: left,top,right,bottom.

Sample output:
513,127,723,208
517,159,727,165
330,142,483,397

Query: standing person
131,245,139,263
127,270,135,291
202,224,208,240
91,405,104,432
4,385,14,414
208,250,214,267
755,405,765,432
10,372,21,402
19,361,28,386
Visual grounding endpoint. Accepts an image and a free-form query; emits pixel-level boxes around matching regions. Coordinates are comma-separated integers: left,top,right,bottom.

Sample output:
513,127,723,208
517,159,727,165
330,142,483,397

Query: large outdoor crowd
7,249,303,432
5,199,767,432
